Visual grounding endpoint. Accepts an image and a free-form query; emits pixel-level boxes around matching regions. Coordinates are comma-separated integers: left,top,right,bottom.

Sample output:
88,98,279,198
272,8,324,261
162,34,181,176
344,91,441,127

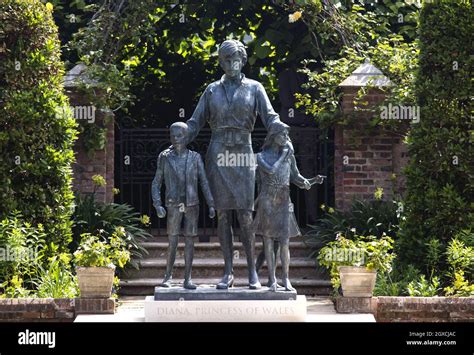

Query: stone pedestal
145,286,306,322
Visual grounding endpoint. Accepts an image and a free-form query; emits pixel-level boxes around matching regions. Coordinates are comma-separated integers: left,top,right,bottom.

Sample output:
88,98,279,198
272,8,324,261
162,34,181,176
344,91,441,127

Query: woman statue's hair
218,39,247,65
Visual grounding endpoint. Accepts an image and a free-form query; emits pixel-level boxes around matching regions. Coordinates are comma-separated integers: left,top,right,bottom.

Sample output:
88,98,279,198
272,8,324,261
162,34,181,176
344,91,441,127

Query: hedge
398,0,473,275
0,0,78,251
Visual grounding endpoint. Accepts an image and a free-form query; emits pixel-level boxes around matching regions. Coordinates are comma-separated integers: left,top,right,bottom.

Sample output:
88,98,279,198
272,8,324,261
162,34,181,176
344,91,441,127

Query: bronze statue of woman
185,39,289,289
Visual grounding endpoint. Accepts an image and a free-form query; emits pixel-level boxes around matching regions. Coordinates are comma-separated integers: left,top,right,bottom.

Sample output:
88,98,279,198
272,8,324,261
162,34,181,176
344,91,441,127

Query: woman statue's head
218,40,247,79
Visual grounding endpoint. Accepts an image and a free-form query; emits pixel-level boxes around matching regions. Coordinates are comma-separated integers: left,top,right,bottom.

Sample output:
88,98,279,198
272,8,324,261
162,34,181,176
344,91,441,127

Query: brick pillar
334,87,408,210
66,88,115,203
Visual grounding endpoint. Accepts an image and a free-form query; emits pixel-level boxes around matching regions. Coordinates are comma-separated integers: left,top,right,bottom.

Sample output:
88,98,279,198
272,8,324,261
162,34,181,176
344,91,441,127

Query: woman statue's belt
211,128,251,146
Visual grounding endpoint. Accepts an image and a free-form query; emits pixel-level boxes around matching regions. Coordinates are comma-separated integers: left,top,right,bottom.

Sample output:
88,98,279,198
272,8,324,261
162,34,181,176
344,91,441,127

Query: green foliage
445,234,474,275
304,199,400,257
444,271,474,297
374,263,419,297
63,0,411,127
0,0,78,252
72,193,150,270
377,231,474,297
425,238,443,275
77,119,108,156
64,0,156,110
455,229,474,248
0,275,32,298
62,1,272,119
318,234,395,290
51,1,422,129
0,213,79,298
296,34,419,128
0,214,80,298
34,252,79,298
373,272,403,296
407,274,441,297
111,275,120,299
294,0,420,127
398,1,474,274
443,234,474,297
74,229,130,268
0,212,46,285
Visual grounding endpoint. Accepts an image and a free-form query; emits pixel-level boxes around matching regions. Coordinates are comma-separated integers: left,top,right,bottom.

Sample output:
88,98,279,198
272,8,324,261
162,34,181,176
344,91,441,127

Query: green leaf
255,44,272,59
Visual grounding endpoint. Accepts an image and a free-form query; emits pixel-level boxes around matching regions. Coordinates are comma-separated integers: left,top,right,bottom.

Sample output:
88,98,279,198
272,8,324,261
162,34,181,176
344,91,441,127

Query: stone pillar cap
63,63,98,88
339,59,392,87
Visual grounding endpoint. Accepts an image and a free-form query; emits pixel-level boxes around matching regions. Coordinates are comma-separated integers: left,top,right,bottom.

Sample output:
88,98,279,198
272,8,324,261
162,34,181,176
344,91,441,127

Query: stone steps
119,236,331,297
144,232,306,243
123,257,324,279
140,241,310,259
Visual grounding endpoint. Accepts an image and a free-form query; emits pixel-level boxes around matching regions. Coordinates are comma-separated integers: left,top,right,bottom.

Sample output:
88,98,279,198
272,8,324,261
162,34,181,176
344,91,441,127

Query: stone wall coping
336,296,474,322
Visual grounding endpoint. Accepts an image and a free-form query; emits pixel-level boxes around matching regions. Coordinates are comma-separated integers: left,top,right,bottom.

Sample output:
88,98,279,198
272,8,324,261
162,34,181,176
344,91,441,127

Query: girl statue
253,124,313,292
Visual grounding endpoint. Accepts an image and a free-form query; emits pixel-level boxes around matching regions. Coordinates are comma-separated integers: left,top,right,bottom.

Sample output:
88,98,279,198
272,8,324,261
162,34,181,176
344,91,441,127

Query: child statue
253,123,324,291
151,122,215,289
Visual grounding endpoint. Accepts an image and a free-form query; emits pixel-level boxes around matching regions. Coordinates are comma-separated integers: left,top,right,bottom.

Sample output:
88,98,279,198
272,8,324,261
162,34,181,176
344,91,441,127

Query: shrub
398,1,473,276
0,212,45,286
318,234,395,290
407,275,441,297
34,253,78,298
0,275,32,298
74,229,130,269
0,0,78,252
304,199,400,257
0,213,80,298
72,193,149,270
374,264,420,297
374,231,474,297
444,233,474,297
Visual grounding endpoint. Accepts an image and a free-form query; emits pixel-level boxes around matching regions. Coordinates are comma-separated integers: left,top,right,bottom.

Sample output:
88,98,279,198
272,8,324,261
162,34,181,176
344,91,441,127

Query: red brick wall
335,87,409,210
0,298,115,322
375,297,474,322
66,89,115,203
336,296,474,322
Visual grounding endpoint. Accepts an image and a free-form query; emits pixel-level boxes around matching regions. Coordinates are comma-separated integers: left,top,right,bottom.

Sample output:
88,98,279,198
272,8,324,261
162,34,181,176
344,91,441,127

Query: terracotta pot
76,266,115,298
339,266,377,297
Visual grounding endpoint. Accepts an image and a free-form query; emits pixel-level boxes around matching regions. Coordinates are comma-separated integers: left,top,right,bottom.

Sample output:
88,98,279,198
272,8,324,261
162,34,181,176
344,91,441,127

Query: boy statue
151,122,216,289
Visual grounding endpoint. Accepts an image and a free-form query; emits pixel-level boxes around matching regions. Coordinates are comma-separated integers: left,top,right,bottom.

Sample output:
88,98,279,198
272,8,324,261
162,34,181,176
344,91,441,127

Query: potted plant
74,228,130,298
318,233,395,297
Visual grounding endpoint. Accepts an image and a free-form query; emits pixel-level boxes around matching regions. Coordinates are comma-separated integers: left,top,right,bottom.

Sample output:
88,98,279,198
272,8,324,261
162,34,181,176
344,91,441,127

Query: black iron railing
115,121,334,237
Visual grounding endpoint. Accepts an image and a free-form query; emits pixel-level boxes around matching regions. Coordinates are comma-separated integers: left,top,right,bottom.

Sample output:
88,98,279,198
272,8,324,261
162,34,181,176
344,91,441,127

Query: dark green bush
71,194,150,270
373,264,421,297
0,1,77,252
398,1,474,276
304,199,400,257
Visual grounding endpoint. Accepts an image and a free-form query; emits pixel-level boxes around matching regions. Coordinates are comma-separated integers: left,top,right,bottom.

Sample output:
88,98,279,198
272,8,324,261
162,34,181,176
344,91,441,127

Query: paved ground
75,296,375,322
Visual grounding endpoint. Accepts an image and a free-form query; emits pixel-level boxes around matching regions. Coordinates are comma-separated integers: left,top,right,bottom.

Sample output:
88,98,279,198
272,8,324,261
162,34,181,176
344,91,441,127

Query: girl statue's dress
253,153,306,242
